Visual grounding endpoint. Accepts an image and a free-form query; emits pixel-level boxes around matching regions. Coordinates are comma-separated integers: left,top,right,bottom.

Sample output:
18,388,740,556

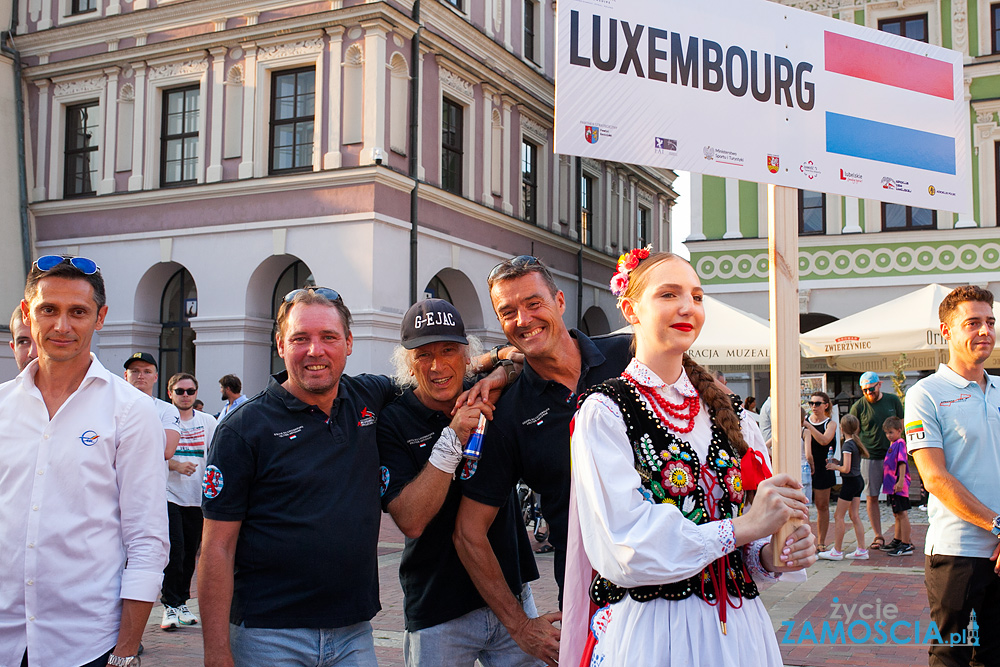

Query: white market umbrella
613,295,771,367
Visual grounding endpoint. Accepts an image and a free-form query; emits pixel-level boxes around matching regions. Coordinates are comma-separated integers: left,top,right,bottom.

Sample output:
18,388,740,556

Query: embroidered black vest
579,378,760,606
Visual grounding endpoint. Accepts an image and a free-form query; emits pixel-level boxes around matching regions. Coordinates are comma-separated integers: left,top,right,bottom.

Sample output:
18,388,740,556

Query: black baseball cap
124,351,157,370
400,299,468,350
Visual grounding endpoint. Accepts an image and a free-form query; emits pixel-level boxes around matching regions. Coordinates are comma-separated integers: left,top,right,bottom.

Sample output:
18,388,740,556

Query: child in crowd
881,416,913,556
818,414,869,560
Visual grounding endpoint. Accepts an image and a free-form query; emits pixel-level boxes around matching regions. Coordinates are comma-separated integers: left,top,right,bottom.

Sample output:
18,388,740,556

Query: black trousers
925,553,1000,667
22,648,112,667
160,502,204,608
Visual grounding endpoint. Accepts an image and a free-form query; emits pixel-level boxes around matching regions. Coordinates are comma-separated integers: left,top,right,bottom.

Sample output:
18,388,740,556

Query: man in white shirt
218,373,248,419
161,372,217,632
9,306,37,372
0,254,168,667
124,352,181,459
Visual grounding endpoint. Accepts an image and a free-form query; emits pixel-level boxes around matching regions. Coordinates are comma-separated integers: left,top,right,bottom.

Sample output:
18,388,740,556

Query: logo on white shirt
203,465,224,498
79,430,100,446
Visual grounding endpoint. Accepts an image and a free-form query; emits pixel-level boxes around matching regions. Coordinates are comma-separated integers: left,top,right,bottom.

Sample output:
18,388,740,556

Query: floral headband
610,245,652,297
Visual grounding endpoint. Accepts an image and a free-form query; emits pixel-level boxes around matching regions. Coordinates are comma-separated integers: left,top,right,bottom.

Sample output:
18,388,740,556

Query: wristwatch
489,344,508,369
107,655,140,667
498,358,518,385
991,514,1000,539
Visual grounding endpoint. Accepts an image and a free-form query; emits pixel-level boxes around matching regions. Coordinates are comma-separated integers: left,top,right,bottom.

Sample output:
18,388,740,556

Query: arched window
423,275,453,303
270,260,315,374
159,268,197,398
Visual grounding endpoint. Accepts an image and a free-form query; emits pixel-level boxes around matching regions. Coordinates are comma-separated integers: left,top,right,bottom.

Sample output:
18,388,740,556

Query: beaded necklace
623,371,700,434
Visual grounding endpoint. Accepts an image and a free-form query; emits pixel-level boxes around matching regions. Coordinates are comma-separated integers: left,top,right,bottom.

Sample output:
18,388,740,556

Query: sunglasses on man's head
34,255,100,275
173,388,197,396
488,255,541,283
283,287,342,304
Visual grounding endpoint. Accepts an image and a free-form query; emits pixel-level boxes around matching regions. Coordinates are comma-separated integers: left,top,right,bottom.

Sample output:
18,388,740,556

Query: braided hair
681,354,749,457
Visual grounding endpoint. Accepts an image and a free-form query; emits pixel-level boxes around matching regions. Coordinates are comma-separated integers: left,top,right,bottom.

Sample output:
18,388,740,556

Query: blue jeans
229,621,377,667
403,584,546,667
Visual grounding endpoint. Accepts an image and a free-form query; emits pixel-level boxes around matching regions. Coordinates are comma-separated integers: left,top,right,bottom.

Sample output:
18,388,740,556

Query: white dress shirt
0,355,169,667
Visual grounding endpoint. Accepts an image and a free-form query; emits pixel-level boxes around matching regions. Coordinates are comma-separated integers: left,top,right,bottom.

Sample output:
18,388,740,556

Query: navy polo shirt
460,330,632,596
377,388,539,632
202,371,395,629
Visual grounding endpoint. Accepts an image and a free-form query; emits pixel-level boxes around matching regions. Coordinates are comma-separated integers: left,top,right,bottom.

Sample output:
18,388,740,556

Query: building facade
685,0,1000,396
12,0,677,408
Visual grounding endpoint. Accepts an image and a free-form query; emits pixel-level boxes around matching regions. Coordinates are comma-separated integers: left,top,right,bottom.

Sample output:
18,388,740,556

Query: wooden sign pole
768,184,804,567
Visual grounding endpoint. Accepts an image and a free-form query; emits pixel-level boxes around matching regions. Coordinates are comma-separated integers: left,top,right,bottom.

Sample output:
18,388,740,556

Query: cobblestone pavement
138,500,934,666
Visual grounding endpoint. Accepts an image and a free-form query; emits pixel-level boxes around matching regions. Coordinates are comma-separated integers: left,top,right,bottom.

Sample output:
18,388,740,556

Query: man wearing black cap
378,299,540,666
124,352,181,460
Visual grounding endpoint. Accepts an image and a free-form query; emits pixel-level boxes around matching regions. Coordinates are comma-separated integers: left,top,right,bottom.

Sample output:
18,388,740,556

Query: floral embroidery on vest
579,378,760,606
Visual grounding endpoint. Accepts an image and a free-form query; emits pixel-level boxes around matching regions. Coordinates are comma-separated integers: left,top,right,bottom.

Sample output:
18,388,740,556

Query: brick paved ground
137,500,936,666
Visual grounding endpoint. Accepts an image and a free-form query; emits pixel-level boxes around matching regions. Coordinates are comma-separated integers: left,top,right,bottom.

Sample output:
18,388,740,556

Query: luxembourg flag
823,31,957,176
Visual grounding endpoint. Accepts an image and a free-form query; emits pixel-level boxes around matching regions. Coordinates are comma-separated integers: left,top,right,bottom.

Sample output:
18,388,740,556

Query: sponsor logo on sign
585,125,599,144
767,155,780,173
800,161,821,179
380,466,390,497
840,168,863,184
704,146,715,160
79,430,100,446
927,185,956,197
709,147,744,166
824,336,872,352
203,465,224,499
939,393,971,407
358,407,377,427
881,176,912,193
654,137,678,152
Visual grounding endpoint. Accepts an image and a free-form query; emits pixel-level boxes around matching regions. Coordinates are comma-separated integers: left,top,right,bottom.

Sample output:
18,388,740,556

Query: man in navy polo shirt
906,285,1000,667
454,256,631,666
199,287,396,667
378,298,541,666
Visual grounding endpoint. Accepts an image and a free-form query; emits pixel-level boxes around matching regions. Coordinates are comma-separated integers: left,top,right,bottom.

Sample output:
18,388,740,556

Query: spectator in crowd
8,306,37,372
218,374,247,418
849,371,904,551
160,372,217,631
124,352,181,460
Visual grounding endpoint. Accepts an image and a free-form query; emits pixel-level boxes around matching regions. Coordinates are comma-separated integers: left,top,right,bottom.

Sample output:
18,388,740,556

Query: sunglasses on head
283,287,342,303
34,255,100,275
488,255,541,283
807,400,826,406
172,388,197,395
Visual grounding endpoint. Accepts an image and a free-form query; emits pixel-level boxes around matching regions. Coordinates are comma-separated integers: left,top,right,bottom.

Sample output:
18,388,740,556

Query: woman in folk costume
562,250,817,667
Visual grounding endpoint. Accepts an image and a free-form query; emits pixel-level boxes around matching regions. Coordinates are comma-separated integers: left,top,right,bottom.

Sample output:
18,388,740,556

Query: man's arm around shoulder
199,519,242,667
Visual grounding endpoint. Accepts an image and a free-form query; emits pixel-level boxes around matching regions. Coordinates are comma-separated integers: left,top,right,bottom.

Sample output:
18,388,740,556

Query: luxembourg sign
554,0,971,214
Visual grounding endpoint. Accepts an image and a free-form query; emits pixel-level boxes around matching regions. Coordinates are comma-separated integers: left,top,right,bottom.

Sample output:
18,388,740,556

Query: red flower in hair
635,248,650,260
622,253,640,271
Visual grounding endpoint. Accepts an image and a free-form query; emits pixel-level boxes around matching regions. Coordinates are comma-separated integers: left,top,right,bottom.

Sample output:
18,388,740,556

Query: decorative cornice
147,59,209,80
257,36,325,62
440,66,475,99
53,75,105,97
521,115,548,142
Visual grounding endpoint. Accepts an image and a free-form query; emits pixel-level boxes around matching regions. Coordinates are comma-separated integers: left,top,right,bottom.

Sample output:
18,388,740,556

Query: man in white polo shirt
124,352,181,460
0,255,168,667
905,285,1000,667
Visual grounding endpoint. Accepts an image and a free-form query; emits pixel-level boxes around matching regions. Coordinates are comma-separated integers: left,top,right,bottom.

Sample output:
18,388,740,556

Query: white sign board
554,0,971,213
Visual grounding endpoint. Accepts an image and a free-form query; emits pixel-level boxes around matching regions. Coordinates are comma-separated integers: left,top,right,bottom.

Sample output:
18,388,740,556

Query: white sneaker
846,548,869,560
160,605,180,631
176,604,199,625
818,548,844,561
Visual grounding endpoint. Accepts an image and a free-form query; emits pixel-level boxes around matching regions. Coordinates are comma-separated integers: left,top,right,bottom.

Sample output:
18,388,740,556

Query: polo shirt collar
520,328,602,395
266,371,329,412
399,387,440,420
937,363,998,390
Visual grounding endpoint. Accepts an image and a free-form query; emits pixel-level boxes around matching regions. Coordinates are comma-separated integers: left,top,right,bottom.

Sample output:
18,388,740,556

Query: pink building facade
13,0,677,409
